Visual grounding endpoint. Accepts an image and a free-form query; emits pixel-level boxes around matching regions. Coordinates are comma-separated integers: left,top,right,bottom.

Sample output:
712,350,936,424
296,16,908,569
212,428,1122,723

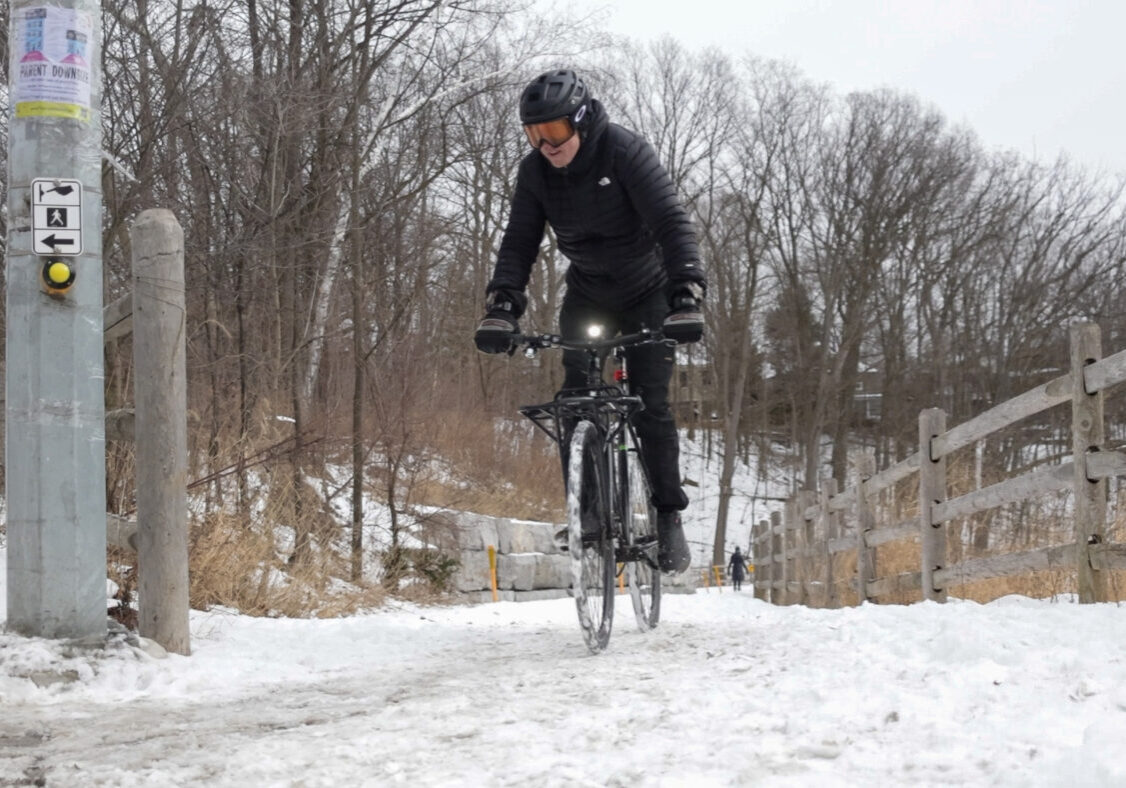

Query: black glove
662,282,705,344
474,289,525,354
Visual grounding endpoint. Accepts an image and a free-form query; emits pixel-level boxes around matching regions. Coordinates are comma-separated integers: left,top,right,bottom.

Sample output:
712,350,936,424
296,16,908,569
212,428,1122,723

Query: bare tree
697,58,816,566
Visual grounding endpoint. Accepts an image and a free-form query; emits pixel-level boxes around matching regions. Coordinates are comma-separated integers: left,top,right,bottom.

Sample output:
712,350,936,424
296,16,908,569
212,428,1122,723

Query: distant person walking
728,547,748,591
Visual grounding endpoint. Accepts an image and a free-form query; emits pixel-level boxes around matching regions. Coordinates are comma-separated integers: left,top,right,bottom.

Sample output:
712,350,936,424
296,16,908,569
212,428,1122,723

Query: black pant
558,288,688,512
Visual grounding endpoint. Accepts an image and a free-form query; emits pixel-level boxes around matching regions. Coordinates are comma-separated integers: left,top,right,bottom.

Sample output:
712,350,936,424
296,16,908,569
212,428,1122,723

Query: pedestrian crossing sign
31,177,82,255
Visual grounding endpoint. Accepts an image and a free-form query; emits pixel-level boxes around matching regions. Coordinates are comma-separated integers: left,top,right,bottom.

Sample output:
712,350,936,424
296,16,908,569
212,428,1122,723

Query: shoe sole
658,552,691,574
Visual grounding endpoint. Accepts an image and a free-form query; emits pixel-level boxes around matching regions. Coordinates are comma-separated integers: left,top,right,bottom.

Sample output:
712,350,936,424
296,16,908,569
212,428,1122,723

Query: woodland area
2,0,1126,597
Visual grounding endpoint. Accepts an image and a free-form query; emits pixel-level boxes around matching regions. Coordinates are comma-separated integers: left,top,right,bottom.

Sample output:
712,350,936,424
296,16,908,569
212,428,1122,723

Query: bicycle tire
567,420,614,653
623,431,660,631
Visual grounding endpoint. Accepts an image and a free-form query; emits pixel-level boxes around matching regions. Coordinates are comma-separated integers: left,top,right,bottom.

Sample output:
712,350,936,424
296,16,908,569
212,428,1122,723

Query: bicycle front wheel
567,420,614,653
623,431,660,631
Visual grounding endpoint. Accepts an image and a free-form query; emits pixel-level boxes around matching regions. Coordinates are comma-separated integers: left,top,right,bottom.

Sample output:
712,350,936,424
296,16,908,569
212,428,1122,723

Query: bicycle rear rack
519,388,644,446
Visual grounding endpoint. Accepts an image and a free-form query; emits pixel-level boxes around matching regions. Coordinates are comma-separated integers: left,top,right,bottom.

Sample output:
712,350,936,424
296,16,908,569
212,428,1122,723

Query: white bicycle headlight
586,324,604,339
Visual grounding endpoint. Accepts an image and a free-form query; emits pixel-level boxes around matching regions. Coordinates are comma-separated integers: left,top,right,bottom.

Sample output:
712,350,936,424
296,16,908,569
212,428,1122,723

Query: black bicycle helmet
519,69,591,126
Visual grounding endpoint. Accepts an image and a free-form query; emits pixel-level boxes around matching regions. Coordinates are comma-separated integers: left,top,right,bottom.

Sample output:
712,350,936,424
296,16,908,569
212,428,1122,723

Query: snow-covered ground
3,536,1126,787
4,437,1123,786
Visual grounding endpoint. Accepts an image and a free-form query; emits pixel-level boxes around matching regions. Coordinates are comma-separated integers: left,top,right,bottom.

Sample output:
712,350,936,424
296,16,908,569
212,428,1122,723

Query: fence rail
753,322,1126,607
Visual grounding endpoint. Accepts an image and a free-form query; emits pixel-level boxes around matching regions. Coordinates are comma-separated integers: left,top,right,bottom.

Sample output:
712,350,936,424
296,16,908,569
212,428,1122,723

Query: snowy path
4,592,1126,786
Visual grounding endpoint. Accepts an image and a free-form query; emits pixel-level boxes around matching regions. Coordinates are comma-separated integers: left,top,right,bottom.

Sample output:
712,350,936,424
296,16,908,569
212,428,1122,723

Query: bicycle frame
517,329,665,551
517,328,668,649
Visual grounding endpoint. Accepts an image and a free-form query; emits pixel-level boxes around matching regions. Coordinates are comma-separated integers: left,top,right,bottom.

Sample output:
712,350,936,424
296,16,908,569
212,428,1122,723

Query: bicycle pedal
554,530,603,553
617,541,655,563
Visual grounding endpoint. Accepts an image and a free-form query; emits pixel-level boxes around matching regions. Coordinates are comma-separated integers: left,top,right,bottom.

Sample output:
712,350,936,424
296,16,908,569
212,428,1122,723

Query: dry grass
412,408,566,522
944,569,1080,603
187,509,391,618
785,535,1102,608
865,519,1097,606
106,549,139,629
97,405,565,623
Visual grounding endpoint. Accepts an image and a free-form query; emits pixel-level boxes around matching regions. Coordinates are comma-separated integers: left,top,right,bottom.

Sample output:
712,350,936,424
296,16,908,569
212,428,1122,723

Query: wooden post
750,521,760,598
789,498,802,605
791,496,803,605
797,490,817,606
769,510,782,604
919,408,948,603
133,210,190,655
753,519,768,601
855,455,876,604
782,500,796,605
779,500,790,605
1071,322,1108,603
821,478,838,608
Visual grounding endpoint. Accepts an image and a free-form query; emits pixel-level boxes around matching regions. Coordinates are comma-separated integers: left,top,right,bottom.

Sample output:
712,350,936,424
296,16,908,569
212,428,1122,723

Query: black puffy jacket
487,100,705,310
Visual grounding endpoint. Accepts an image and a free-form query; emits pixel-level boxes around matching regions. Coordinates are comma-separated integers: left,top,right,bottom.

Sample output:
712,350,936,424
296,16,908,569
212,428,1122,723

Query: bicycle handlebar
517,328,673,354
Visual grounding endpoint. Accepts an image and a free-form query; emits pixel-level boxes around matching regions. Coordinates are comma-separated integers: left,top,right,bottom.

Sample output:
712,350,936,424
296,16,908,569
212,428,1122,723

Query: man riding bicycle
474,68,706,574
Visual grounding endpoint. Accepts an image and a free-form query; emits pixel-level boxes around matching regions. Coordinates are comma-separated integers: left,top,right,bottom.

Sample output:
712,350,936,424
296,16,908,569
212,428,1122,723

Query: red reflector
614,369,626,382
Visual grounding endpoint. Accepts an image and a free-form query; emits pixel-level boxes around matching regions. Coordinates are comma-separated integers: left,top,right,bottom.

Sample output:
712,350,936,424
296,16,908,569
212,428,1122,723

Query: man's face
539,133,581,168
524,116,581,168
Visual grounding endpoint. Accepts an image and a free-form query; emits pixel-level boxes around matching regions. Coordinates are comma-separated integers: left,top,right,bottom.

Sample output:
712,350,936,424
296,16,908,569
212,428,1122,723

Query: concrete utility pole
6,0,106,638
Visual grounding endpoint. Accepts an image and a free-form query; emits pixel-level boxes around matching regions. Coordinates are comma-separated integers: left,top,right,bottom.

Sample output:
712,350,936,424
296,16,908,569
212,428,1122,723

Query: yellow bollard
487,545,498,602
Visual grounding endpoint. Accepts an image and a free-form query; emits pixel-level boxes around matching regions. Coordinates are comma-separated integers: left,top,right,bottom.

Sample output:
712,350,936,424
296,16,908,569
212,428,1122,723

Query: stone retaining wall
437,512,571,602
429,511,696,602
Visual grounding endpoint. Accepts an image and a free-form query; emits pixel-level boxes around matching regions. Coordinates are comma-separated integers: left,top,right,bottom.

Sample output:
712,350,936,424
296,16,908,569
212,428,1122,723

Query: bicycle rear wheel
567,420,614,653
623,431,660,631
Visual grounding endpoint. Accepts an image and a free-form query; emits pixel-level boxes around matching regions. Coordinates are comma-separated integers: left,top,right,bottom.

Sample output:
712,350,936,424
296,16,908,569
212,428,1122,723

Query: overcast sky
575,0,1126,176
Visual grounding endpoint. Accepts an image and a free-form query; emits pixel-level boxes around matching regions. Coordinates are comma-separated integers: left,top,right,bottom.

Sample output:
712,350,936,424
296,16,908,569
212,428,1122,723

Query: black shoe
657,511,691,574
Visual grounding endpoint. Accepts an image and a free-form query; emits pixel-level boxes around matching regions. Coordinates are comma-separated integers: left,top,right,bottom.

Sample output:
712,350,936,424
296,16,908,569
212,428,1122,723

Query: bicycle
517,327,668,653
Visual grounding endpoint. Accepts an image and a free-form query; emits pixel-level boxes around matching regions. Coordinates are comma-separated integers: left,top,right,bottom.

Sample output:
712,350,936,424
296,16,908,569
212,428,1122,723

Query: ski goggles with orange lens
524,117,576,148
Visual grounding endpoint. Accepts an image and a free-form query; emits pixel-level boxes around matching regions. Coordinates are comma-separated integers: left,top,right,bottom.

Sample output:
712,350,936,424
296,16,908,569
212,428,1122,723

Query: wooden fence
753,322,1126,606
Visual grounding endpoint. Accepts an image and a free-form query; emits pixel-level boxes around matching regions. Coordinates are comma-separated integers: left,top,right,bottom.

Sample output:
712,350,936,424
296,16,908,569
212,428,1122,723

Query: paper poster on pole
14,7,93,123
